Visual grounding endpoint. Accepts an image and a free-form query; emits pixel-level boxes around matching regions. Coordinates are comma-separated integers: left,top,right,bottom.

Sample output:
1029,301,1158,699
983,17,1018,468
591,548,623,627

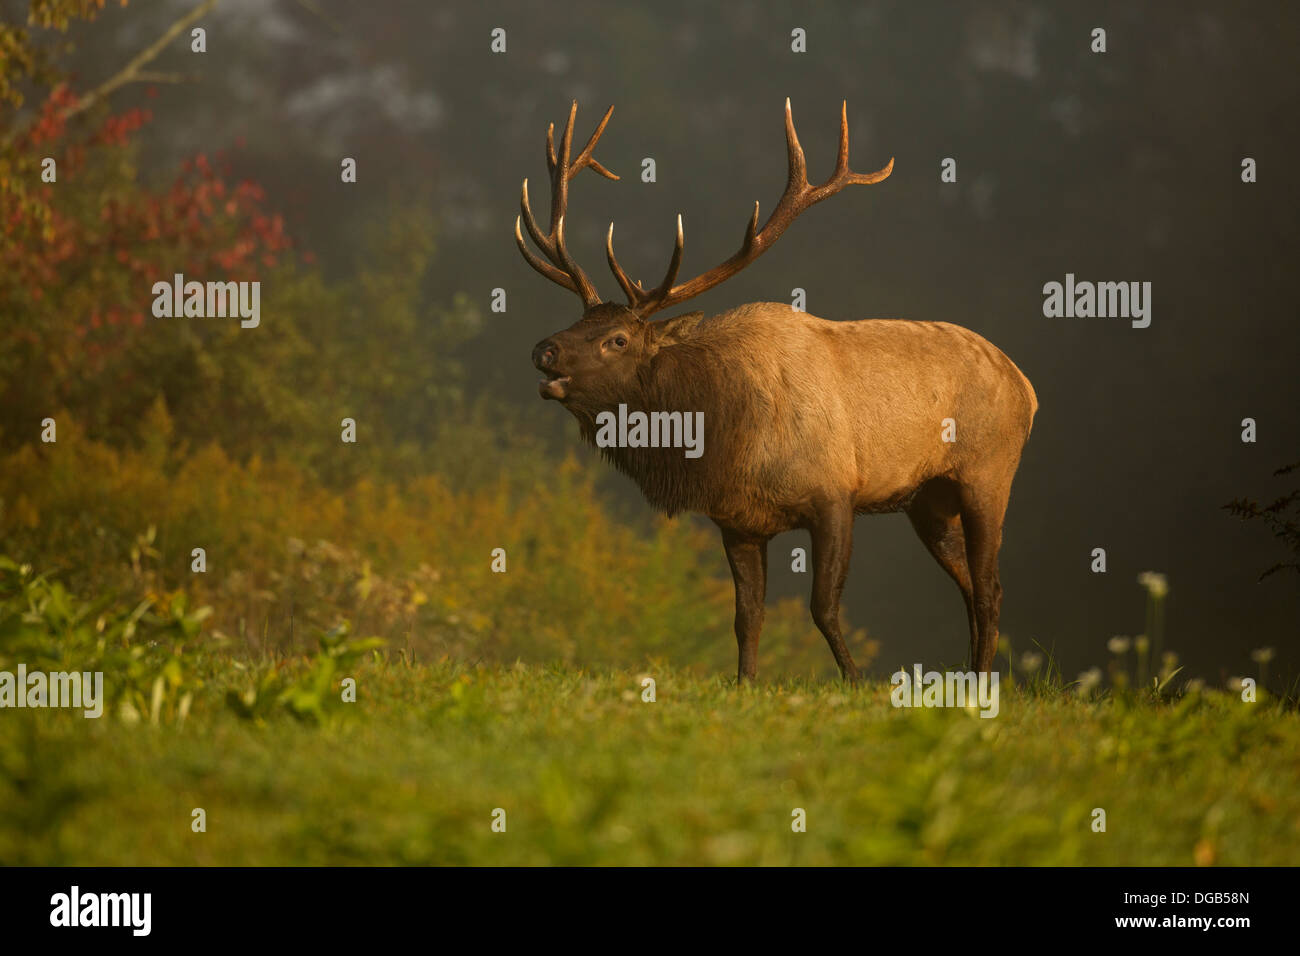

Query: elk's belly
852,485,923,515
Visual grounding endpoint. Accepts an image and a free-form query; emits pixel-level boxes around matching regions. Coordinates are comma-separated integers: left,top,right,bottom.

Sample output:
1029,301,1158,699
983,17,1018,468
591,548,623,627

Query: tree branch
128,70,195,85
61,0,219,121
1,0,218,148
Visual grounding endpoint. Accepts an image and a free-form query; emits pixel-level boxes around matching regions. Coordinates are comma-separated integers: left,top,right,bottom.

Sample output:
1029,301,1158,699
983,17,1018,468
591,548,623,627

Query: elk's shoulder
651,311,707,344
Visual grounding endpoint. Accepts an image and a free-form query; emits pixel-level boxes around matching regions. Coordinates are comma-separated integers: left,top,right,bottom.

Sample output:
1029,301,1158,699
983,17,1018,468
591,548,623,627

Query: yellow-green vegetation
2,558,1298,866
0,411,870,678
5,669,1298,866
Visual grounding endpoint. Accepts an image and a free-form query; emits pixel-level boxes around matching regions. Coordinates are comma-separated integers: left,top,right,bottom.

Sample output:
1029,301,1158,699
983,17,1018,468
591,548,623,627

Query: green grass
4,660,1297,866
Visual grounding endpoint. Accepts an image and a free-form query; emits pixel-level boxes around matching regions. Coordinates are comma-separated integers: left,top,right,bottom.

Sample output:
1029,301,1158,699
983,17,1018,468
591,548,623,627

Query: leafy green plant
275,624,385,724
0,555,208,724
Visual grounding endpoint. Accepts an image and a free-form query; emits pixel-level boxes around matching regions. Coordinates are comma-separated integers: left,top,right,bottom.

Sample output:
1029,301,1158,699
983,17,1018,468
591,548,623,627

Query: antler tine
554,216,599,306
520,178,551,257
516,102,618,309
758,98,817,235
516,215,579,293
569,105,619,182
606,215,685,310
742,201,760,256
849,153,895,185
549,101,578,234
829,100,894,189
645,214,685,300
783,97,810,195
605,223,642,303
833,100,851,180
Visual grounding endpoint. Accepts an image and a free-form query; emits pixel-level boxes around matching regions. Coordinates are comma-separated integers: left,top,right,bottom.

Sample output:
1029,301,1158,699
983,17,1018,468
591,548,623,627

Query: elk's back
662,302,1036,529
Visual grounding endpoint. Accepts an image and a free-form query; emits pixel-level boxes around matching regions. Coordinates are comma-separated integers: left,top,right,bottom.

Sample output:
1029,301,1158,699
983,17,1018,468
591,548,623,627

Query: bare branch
61,0,219,122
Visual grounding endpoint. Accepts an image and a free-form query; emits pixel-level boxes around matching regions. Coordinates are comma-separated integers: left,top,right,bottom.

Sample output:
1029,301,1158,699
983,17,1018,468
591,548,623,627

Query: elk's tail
1014,363,1039,441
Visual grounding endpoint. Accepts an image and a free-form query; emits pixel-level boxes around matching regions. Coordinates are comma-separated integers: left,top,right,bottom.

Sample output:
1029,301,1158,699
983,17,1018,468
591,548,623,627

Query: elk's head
517,99,894,409
532,301,647,404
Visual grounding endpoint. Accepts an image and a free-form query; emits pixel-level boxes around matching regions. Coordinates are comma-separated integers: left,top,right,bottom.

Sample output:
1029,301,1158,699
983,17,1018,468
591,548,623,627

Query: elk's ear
648,311,706,347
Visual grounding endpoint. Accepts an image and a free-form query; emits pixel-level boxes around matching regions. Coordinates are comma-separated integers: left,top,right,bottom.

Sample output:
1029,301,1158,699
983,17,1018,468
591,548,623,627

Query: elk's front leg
720,527,769,683
810,499,860,683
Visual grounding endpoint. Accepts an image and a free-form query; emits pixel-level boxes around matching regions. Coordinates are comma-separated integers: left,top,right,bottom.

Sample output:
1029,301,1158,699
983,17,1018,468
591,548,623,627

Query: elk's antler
515,101,619,309
606,99,893,319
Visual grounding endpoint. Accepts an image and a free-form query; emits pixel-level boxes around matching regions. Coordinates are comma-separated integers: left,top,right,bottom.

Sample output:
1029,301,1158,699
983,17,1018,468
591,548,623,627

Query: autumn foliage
1,5,295,447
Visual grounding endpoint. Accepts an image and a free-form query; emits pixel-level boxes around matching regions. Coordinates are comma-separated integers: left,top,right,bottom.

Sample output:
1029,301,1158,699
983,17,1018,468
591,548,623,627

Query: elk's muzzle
533,339,570,400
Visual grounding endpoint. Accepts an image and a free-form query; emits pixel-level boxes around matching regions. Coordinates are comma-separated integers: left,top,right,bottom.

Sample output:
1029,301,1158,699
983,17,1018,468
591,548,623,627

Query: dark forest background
2,0,1296,686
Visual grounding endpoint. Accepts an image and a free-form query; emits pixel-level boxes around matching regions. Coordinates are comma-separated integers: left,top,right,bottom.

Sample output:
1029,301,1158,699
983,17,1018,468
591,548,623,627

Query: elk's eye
611,335,628,349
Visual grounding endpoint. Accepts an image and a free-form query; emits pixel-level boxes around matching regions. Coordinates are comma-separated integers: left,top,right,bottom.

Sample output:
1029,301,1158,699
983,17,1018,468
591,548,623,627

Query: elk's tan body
605,303,1037,536
518,99,1037,681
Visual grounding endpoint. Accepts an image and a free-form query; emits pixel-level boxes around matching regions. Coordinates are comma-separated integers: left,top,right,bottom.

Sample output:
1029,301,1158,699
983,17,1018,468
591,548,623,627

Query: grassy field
4,656,1297,866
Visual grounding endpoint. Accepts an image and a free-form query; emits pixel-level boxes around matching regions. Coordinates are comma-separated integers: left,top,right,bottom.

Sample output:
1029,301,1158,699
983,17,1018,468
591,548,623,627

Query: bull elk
517,99,1037,682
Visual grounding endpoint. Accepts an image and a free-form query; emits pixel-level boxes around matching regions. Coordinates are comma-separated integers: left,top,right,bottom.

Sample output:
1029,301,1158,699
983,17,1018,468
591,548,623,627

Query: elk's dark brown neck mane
569,312,764,518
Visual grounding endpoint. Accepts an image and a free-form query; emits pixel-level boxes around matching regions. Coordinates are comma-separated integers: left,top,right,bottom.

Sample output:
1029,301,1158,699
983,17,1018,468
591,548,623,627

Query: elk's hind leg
720,527,769,683
809,499,860,683
905,479,978,668
959,478,1013,674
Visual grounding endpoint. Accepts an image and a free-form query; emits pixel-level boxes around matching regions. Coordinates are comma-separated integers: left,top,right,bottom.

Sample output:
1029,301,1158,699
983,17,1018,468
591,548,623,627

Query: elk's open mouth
539,371,571,400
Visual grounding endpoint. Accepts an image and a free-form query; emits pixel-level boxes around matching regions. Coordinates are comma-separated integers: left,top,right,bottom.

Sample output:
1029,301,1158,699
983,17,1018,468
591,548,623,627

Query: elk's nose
533,340,558,371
